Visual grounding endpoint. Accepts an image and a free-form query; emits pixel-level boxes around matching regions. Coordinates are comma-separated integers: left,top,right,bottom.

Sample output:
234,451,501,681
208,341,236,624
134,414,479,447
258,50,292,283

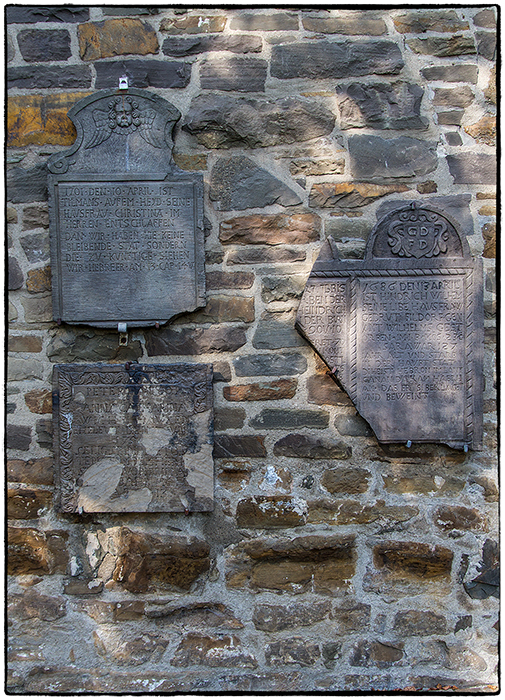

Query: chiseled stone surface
78,18,159,60
17,29,71,62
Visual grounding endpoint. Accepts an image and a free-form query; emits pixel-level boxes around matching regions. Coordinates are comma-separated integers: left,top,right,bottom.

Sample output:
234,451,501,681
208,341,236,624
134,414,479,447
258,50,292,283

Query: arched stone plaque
296,203,483,450
47,88,205,328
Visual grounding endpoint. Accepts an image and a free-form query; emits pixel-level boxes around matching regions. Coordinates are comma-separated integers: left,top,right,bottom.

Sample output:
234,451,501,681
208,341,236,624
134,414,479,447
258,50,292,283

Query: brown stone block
309,182,410,209
224,379,297,402
307,373,352,406
465,116,496,146
218,462,251,492
25,388,52,414
394,11,469,33
322,467,370,495
236,496,307,528
227,246,306,265
433,505,484,532
290,157,345,177
173,153,208,170
482,222,496,258
407,35,476,56
8,335,43,353
22,204,49,230
145,601,243,629
8,588,66,621
251,560,313,592
266,637,320,666
111,527,210,593
94,629,169,665
7,526,68,575
220,213,321,246
273,433,351,459
373,541,453,579
214,435,266,458
7,94,91,147
78,18,159,61
7,457,53,485
172,633,257,667
433,87,474,108
113,600,145,621
21,294,53,323
7,487,53,519
479,204,496,215
393,610,447,636
26,265,51,293
253,601,331,631
7,207,18,224
206,270,254,289
181,296,254,324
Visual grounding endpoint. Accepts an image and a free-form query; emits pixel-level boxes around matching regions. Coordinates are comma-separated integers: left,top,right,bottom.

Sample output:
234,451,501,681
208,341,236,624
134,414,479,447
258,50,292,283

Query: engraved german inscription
296,204,483,450
47,89,205,327
53,363,214,513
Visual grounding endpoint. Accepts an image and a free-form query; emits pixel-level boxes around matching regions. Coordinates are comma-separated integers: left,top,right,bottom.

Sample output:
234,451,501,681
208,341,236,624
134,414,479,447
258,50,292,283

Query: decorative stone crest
296,202,483,450
85,95,163,149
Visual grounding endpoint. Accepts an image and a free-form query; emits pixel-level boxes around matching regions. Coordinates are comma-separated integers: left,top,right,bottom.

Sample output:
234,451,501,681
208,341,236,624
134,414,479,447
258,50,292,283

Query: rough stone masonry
7,5,497,693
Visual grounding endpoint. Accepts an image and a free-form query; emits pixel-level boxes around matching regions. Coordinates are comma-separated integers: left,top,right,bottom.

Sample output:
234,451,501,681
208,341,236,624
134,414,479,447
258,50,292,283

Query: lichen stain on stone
77,457,152,512
140,427,174,456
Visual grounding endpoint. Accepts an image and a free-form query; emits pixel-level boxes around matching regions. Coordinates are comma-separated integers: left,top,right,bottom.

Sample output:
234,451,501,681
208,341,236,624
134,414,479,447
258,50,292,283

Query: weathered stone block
234,353,307,377
7,487,53,519
145,326,246,356
17,29,71,62
24,389,52,414
145,601,243,629
253,312,306,350
172,633,257,667
224,379,297,402
160,15,227,33
7,164,47,203
179,296,254,324
331,601,371,631
406,36,475,56
7,457,53,485
229,247,306,266
420,65,478,83
7,358,44,382
433,86,474,108
307,373,352,406
447,154,496,185
8,589,66,621
266,638,320,666
373,541,453,579
210,156,301,210
433,505,483,532
464,116,496,146
94,629,169,666
206,271,254,290
7,527,68,575
22,204,49,230
349,640,403,668
236,496,308,528
26,266,51,293
289,157,345,177
394,11,469,33
273,433,351,459
230,12,298,30
214,435,266,458
250,409,329,430
94,59,192,89
8,65,92,90
393,610,447,636
437,110,464,125
322,468,370,494
214,407,246,431
7,425,32,451
336,82,427,130
309,182,410,209
334,414,373,436
184,95,335,148
271,41,404,79
348,135,437,179
474,8,497,27
8,257,23,290
47,328,141,363
110,527,210,593
220,213,320,245
78,18,159,60
261,275,306,303
6,6,89,22
253,601,331,631
476,31,496,60
200,57,267,92
20,232,50,262
163,35,262,56
482,222,496,258
303,14,386,35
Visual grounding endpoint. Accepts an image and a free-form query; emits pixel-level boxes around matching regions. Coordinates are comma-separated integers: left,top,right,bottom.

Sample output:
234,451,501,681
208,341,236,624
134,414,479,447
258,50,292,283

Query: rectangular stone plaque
53,363,214,512
47,89,205,327
297,203,483,450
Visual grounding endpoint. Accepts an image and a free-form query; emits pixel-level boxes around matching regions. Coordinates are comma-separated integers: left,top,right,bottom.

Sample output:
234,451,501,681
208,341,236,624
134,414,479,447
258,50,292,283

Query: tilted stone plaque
53,363,214,512
47,88,205,327
296,203,483,450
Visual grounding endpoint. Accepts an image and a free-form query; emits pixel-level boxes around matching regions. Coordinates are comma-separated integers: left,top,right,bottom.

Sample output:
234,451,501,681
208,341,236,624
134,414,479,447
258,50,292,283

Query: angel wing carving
137,109,165,148
84,109,113,149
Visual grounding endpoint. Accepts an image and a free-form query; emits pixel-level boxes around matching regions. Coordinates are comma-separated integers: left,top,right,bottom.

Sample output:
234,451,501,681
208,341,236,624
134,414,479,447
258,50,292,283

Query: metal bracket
118,74,129,90
118,322,128,346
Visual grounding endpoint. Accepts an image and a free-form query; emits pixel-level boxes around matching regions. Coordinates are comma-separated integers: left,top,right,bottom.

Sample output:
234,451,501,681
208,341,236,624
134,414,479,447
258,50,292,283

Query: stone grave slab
53,363,214,512
47,88,205,328
296,203,483,450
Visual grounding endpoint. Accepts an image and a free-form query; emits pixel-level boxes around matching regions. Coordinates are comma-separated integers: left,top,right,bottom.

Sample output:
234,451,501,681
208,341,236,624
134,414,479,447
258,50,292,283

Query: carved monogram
387,209,450,259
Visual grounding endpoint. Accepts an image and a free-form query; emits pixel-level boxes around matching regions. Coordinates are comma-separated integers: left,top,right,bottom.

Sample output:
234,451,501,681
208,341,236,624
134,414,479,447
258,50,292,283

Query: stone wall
6,6,498,693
